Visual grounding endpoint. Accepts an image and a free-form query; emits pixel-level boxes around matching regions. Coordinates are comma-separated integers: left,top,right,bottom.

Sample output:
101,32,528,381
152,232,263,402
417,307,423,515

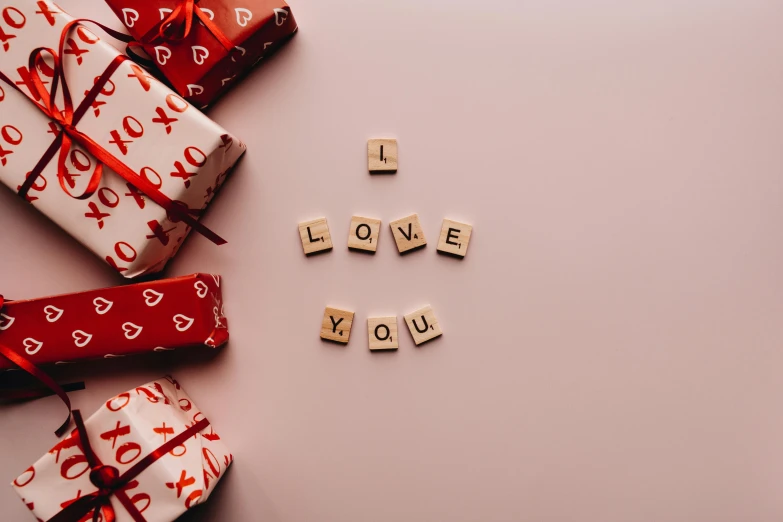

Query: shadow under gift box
0,274,227,371
104,0,298,109
11,376,232,522
0,0,246,279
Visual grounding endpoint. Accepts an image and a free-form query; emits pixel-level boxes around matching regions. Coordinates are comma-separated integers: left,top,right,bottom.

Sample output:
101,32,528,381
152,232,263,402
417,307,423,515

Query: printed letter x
153,422,175,442
152,107,178,134
166,470,195,498
35,1,60,26
100,421,130,449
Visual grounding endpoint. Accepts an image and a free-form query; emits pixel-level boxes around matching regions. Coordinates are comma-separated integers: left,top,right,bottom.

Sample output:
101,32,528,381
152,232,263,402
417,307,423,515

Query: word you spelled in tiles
320,306,443,350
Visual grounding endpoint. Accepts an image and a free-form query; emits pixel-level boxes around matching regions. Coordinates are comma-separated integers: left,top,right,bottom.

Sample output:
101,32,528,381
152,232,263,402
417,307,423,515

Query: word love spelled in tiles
298,215,473,258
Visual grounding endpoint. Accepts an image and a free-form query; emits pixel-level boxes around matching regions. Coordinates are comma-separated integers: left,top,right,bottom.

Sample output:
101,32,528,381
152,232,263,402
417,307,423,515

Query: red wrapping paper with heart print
104,0,298,108
0,273,227,371
0,0,247,279
11,376,233,522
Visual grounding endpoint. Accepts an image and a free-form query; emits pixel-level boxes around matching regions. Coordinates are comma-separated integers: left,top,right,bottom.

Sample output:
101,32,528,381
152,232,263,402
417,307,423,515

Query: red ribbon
0,18,227,244
142,0,235,52
0,295,75,437
49,409,210,522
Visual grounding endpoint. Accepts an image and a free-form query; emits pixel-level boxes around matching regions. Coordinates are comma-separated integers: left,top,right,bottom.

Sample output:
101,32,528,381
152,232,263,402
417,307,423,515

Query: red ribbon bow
143,0,235,52
48,409,210,522
0,295,75,437
0,18,227,244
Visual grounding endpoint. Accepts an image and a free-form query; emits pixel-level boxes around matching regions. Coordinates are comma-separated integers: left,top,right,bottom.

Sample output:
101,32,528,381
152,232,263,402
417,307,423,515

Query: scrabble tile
348,216,381,253
389,213,426,254
368,138,398,173
368,317,399,351
404,305,443,345
298,218,333,256
321,307,354,343
437,219,473,258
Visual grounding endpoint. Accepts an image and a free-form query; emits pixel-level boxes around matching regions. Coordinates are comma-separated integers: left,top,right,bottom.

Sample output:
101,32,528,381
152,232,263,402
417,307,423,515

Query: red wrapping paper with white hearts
0,273,227,371
104,0,298,108
11,376,233,522
0,0,246,279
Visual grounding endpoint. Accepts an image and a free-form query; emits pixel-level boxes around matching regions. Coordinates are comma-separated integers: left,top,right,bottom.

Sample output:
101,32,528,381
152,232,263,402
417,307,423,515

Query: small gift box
11,376,232,522
0,0,246,279
0,273,227,372
104,0,298,108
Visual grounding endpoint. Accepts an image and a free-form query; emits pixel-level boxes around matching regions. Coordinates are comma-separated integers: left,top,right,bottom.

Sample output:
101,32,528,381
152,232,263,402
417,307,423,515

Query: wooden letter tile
404,305,443,345
368,138,398,173
321,307,354,343
437,219,473,258
298,218,333,256
348,216,381,253
389,213,426,254
368,317,399,351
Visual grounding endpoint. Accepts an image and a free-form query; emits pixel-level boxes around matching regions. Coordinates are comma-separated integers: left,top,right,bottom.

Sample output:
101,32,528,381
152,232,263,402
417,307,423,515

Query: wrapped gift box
11,376,233,522
0,0,246,279
104,0,298,108
0,273,227,371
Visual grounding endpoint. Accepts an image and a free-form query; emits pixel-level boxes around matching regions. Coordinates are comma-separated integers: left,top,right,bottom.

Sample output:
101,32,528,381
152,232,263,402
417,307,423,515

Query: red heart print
23,338,43,355
194,281,208,298
143,289,164,307
121,8,139,27
231,46,246,63
122,322,143,340
93,297,113,315
155,45,172,65
0,313,14,330
44,305,63,323
173,314,194,332
273,8,287,26
72,330,92,348
192,46,209,65
235,7,253,26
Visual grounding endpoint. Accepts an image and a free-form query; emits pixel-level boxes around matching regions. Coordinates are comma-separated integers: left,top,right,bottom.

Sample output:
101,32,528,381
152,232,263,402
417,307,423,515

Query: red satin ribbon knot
49,409,211,522
17,43,107,201
0,295,74,437
145,0,236,53
2,18,227,244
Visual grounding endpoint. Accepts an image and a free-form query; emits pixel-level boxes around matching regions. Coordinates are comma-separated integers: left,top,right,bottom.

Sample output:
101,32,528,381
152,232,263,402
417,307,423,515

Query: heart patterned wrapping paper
0,273,227,371
104,0,298,108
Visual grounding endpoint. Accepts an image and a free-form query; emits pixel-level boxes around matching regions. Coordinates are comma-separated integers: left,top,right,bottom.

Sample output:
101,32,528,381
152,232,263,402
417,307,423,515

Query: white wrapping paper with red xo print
11,376,233,522
0,0,246,279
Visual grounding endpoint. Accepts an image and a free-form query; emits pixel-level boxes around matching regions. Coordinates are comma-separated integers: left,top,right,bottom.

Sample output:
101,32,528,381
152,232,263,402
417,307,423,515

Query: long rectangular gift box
0,273,227,371
0,0,246,278
11,376,232,522
104,0,298,108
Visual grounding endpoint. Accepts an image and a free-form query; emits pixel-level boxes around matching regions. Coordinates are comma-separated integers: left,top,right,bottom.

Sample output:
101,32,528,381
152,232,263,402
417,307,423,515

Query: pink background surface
2,0,783,520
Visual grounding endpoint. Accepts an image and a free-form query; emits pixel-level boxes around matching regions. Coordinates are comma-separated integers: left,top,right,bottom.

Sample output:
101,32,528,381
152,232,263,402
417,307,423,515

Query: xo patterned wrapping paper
0,273,227,371
11,376,233,521
0,0,246,279
105,0,298,108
